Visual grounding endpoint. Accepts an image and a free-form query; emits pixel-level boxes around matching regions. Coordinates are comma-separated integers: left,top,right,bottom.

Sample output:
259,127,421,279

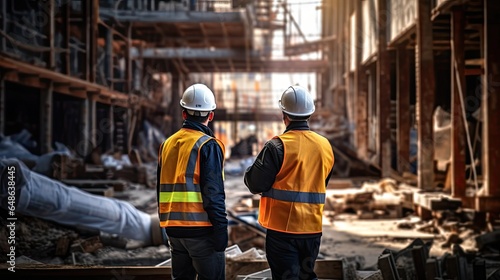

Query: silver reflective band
160,212,209,221
262,188,325,204
185,134,211,186
160,183,201,192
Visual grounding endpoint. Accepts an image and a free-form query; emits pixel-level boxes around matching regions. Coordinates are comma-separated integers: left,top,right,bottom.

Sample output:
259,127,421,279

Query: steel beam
134,48,259,59
99,9,243,23
416,0,436,190
451,8,466,199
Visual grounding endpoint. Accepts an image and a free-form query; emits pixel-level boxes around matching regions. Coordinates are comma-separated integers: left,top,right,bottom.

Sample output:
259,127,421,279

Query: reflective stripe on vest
261,188,326,204
159,132,213,227
258,130,334,234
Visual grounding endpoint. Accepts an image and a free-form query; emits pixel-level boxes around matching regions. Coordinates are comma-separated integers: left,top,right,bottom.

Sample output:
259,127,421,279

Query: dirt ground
223,172,466,270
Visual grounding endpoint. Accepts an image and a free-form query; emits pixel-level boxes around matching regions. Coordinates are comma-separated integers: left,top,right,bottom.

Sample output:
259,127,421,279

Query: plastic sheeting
0,158,153,244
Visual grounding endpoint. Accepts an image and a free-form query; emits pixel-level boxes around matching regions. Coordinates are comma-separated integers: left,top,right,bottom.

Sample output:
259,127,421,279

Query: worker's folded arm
244,138,283,194
199,140,228,229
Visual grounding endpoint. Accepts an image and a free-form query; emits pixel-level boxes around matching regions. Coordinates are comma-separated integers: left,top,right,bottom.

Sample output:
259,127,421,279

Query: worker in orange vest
157,83,227,280
244,85,335,279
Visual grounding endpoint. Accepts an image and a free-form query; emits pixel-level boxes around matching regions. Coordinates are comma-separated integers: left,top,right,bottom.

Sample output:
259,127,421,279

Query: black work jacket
243,121,333,239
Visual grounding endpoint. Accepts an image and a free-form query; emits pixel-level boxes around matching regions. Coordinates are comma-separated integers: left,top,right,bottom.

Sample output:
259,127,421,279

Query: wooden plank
377,0,391,177
411,245,427,280
397,44,411,173
483,0,500,197
228,259,344,280
378,252,399,280
451,8,467,199
0,264,171,280
416,0,436,190
425,258,441,280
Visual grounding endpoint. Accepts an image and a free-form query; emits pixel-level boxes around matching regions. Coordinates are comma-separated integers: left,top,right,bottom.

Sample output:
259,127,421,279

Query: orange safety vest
158,128,225,227
258,130,334,234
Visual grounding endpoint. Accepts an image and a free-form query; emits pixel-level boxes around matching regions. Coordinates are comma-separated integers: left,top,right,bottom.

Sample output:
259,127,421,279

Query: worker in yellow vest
157,83,227,280
244,85,335,279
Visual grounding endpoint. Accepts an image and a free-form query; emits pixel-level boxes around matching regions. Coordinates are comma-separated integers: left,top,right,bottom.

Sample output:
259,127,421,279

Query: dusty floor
223,171,471,270
1,160,488,272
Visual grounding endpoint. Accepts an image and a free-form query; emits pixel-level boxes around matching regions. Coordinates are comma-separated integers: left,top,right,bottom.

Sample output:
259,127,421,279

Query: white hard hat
180,84,216,116
279,85,315,117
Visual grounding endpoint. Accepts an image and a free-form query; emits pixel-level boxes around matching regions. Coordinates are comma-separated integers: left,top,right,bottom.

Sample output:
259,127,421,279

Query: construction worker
244,85,335,279
157,83,227,280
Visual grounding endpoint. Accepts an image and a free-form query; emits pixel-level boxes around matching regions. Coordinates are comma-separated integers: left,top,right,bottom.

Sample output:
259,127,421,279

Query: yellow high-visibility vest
158,128,225,227
258,130,334,234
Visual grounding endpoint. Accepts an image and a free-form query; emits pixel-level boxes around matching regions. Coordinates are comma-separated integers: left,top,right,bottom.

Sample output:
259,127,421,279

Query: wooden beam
416,0,436,190
125,23,132,93
397,44,411,173
411,245,428,280
171,73,182,133
355,0,368,160
48,0,55,70
451,8,467,199
40,82,54,154
99,9,243,23
0,75,4,135
63,2,71,75
105,25,113,89
0,0,6,51
483,0,500,197
88,93,97,149
20,74,42,88
378,0,391,177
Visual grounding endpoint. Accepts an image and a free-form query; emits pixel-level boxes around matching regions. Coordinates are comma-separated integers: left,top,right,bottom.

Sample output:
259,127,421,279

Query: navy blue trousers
168,236,225,280
265,232,321,280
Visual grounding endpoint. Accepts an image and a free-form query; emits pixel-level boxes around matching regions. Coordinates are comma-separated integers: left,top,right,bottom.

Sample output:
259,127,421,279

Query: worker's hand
212,227,228,252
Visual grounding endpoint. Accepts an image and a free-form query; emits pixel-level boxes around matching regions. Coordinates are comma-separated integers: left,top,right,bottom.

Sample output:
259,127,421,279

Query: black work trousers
265,231,321,280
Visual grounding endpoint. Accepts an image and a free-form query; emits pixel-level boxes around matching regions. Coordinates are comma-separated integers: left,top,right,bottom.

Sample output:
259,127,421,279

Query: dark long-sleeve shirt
243,121,333,238
157,120,227,238
244,121,333,194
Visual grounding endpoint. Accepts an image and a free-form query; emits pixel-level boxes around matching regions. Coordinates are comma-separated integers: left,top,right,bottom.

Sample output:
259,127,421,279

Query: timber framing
321,0,500,216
